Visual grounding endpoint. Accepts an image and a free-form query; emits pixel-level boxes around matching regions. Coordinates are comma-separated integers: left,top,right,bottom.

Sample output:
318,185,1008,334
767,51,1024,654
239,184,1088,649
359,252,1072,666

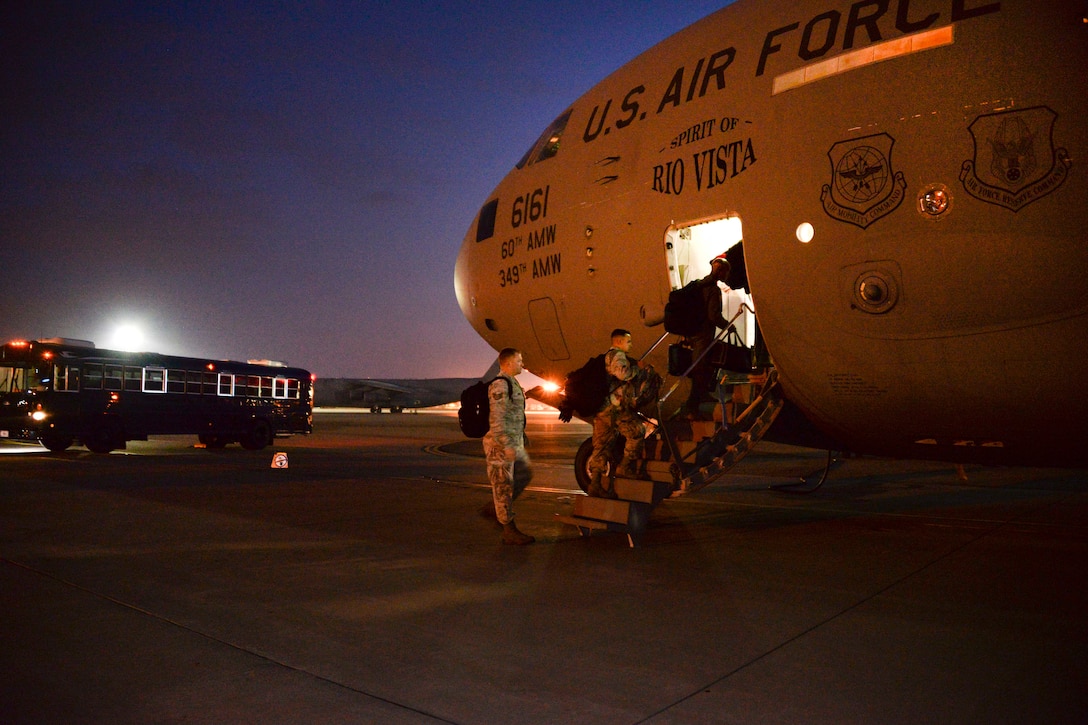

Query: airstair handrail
654,302,755,469
637,330,672,362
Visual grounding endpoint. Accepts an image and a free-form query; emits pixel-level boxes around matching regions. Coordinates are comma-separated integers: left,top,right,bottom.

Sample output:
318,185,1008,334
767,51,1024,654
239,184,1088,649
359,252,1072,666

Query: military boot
502,520,535,545
596,472,619,499
587,470,608,498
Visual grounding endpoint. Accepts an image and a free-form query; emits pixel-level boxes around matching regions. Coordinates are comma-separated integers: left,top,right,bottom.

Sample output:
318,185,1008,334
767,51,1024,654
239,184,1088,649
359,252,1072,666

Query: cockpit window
516,109,572,169
476,199,499,242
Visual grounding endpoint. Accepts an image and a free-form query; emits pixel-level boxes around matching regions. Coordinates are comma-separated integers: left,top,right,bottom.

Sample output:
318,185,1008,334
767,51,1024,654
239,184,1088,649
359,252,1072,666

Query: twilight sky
2,1,728,378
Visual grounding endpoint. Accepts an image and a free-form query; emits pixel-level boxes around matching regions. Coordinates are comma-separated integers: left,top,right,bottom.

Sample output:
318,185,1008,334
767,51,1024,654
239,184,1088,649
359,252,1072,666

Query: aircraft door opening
664,216,754,348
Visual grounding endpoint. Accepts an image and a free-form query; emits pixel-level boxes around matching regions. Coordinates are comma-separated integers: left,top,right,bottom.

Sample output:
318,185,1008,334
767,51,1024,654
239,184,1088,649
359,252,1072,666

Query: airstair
556,323,783,546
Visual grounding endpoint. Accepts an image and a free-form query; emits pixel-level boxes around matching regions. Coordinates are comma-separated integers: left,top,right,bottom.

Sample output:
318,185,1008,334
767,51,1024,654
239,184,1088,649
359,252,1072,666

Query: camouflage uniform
588,347,646,489
482,373,532,525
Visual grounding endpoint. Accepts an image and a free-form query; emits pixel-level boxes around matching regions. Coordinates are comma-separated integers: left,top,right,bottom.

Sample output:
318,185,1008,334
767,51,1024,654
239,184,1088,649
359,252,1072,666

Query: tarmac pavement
2,410,1086,723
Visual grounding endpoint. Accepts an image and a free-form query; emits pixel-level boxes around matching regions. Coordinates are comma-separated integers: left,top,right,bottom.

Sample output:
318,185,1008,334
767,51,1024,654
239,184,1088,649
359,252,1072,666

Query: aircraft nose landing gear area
559,368,783,546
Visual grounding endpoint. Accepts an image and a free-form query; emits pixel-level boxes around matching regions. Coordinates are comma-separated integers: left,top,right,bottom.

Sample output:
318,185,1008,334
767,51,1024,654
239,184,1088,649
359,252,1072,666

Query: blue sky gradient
2,1,728,376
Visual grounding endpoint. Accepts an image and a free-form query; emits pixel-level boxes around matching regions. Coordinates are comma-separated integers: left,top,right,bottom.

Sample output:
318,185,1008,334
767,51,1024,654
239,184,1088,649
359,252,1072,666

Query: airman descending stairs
557,366,783,546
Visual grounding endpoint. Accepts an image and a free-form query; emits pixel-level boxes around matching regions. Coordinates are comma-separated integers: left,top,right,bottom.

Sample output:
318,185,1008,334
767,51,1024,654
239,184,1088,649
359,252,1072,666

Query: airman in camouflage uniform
482,347,535,545
587,329,647,497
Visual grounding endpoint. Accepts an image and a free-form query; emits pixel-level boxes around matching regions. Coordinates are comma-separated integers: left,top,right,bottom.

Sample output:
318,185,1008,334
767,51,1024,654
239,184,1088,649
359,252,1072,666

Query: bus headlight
31,410,47,422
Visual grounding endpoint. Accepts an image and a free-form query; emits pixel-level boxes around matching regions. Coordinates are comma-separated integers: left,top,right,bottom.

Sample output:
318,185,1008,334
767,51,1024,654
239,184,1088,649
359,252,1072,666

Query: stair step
645,460,678,480
554,513,642,547
572,496,633,524
690,420,718,440
554,514,609,532
644,438,697,463
613,476,673,503
571,496,653,537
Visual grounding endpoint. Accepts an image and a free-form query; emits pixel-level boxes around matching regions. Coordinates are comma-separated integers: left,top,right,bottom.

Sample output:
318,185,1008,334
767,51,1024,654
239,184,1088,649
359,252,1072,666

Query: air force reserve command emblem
960,106,1071,212
821,133,906,229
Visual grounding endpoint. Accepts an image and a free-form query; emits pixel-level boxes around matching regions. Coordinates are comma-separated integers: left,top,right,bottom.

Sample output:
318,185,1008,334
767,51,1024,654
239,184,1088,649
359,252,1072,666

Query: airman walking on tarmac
481,347,535,544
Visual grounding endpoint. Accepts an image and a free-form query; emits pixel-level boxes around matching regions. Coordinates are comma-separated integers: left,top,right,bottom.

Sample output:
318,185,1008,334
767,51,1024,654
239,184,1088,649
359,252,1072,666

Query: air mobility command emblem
821,132,906,229
960,106,1071,212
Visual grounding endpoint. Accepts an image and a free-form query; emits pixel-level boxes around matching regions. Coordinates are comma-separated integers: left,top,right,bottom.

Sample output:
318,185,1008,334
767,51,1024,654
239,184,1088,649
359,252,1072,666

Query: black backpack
558,354,608,421
663,280,705,336
458,376,511,438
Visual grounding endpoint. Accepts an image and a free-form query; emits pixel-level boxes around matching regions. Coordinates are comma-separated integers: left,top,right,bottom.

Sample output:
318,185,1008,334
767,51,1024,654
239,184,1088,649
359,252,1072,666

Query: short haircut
497,347,520,364
610,328,631,340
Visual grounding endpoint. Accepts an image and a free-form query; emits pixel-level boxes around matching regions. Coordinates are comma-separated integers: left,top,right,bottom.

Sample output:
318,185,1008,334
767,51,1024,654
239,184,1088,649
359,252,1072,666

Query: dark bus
0,338,313,453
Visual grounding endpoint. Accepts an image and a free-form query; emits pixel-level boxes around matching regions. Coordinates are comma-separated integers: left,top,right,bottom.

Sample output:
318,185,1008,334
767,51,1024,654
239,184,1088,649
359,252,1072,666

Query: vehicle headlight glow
31,410,48,422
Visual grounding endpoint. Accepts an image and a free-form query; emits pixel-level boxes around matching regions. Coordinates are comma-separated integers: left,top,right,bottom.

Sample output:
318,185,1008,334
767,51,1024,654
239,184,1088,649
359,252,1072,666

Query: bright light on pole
112,324,144,351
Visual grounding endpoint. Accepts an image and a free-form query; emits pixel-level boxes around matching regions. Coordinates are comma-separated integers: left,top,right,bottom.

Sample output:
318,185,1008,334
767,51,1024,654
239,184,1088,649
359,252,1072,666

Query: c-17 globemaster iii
454,0,1087,508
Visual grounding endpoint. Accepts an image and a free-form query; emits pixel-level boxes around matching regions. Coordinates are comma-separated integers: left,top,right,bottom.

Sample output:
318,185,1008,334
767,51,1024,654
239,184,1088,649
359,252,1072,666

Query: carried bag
709,328,754,373
558,354,608,421
663,281,705,336
458,376,511,438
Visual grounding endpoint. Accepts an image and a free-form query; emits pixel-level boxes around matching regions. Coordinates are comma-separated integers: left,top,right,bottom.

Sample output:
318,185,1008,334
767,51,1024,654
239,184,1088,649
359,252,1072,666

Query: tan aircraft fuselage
454,0,1088,467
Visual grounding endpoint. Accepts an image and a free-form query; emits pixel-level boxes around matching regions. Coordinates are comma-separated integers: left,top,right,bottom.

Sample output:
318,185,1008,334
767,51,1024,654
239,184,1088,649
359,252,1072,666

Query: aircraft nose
454,202,490,328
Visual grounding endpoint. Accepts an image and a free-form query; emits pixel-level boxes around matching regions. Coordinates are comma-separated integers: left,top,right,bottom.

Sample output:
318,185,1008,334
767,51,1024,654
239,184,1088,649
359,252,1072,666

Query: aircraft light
918,184,951,219
796,222,814,243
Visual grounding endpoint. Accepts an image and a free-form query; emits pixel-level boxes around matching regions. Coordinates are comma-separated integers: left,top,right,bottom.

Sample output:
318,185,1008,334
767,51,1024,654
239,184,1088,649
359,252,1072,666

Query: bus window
245,375,260,398
143,368,166,393
218,373,234,396
84,363,103,389
124,367,141,391
55,365,80,392
260,376,273,398
104,365,123,391
0,363,16,391
288,379,300,399
273,377,288,398
6,366,47,392
167,370,186,394
202,372,217,395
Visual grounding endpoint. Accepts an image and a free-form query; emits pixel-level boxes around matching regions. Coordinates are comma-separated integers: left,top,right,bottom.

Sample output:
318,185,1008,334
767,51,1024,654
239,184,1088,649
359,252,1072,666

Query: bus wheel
241,419,272,450
83,421,120,454
39,434,73,452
